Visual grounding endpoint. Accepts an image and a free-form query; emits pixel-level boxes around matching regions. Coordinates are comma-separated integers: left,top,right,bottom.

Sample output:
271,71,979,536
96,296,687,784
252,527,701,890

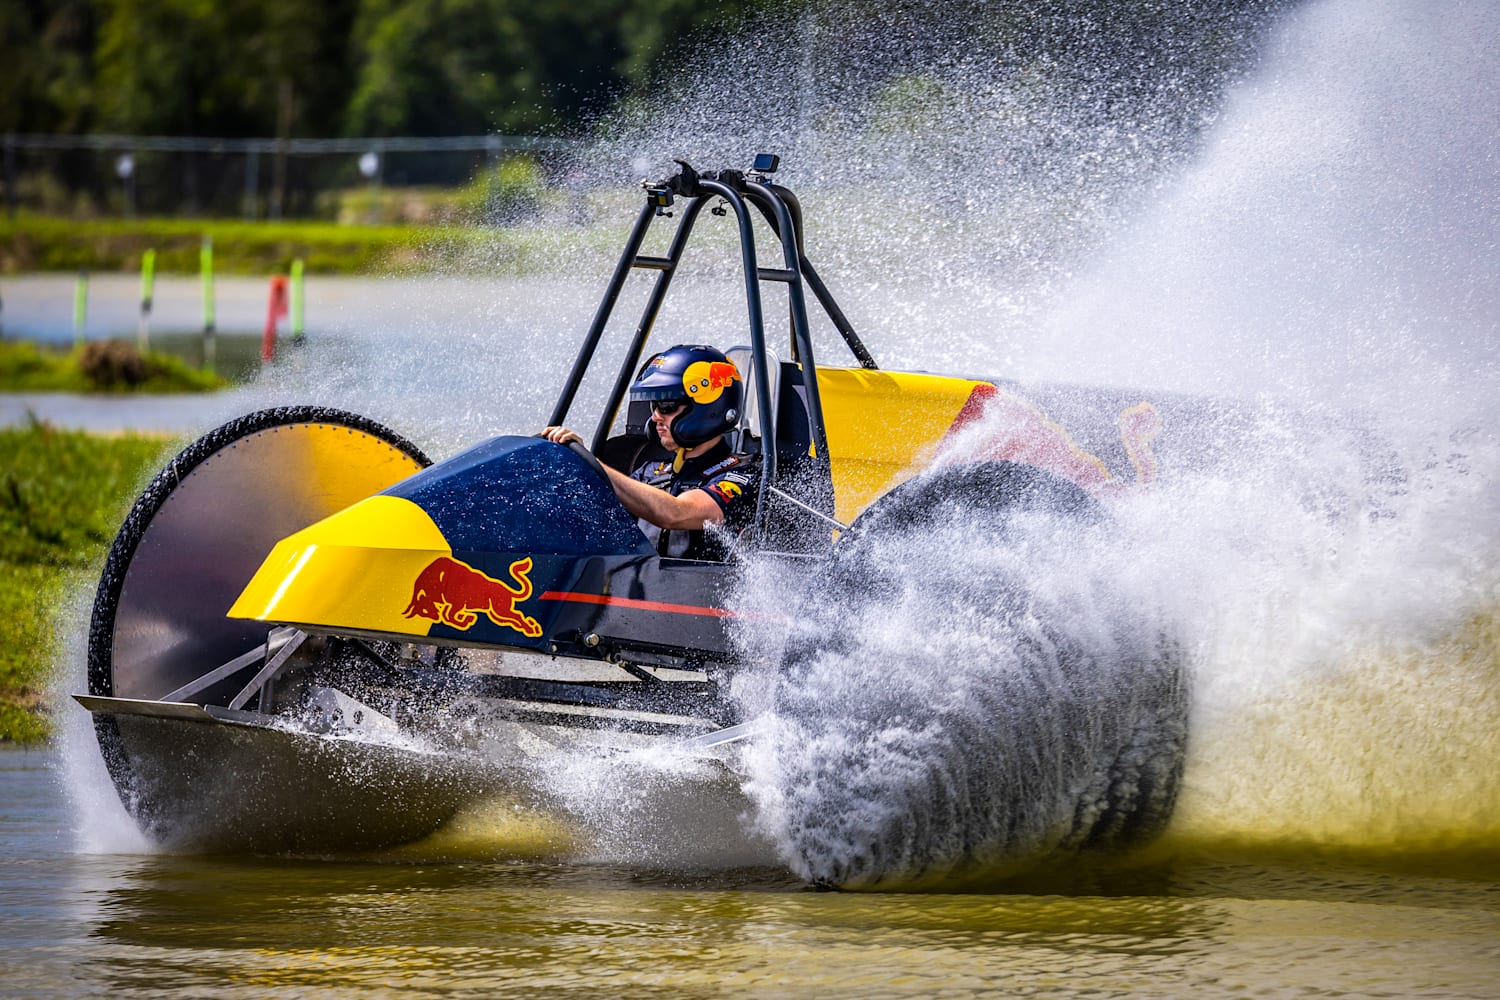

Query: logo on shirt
703,454,741,476
709,480,744,503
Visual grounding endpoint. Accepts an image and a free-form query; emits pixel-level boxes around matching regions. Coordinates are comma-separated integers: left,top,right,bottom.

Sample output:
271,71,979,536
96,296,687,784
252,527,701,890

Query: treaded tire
770,460,1186,888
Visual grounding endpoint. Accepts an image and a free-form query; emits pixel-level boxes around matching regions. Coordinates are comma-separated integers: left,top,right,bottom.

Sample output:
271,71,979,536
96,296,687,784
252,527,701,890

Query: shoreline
0,389,259,435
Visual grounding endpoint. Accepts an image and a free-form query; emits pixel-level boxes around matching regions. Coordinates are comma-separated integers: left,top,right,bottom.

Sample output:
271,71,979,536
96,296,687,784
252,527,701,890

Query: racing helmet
630,344,742,448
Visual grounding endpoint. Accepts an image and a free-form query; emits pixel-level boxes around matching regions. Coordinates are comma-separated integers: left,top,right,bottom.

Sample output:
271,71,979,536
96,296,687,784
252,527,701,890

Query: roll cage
547,157,878,548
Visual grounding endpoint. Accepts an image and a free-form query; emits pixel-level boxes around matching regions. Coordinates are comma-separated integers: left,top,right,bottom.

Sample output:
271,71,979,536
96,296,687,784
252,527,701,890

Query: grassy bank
0,339,229,393
0,214,618,276
0,421,177,743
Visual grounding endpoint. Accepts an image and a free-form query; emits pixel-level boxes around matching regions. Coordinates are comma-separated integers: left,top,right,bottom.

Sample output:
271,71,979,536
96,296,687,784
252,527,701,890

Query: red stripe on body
539,590,736,618
946,382,1000,435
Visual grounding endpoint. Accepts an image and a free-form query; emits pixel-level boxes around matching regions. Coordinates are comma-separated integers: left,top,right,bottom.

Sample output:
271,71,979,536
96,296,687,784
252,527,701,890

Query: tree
0,0,97,133
344,0,556,136
343,0,760,137
90,0,357,137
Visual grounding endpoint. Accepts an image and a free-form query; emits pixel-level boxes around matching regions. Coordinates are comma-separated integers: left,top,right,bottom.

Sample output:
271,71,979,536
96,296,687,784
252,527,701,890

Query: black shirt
630,439,759,560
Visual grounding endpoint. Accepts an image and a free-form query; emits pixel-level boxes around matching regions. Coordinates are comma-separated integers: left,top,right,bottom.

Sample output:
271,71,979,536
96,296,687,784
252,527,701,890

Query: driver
543,344,758,560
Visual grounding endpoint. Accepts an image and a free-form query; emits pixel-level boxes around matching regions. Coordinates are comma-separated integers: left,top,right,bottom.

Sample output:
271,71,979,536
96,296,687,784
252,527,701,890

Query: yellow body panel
816,367,989,523
228,495,449,634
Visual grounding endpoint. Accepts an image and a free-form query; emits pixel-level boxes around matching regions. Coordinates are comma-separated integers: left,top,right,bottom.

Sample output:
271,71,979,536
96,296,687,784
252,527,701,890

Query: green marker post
201,236,216,372
138,248,156,352
73,270,88,347
290,258,305,343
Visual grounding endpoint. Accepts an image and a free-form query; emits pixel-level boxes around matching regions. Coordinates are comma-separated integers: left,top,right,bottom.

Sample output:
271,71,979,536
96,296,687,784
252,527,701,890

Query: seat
724,344,780,457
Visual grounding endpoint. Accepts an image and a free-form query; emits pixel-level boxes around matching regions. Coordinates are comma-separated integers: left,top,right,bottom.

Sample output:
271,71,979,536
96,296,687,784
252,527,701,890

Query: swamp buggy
77,157,1188,868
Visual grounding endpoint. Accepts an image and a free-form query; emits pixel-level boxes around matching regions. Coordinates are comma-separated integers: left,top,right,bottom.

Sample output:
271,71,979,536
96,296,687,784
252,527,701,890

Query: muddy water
4,748,1497,998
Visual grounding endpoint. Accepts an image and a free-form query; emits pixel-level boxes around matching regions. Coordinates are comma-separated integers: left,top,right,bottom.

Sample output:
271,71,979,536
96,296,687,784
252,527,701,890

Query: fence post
137,248,156,352
262,275,289,362
290,258,305,342
244,147,260,222
201,236,216,372
358,148,382,224
3,133,16,220
73,270,88,348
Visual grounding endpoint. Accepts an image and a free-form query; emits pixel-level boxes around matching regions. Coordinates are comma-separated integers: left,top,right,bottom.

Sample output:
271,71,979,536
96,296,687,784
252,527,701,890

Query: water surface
5,747,1496,998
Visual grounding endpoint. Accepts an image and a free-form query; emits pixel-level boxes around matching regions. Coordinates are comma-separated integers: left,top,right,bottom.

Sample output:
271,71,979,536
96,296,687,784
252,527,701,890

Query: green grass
0,421,179,743
0,339,229,393
1,215,424,275
0,214,621,276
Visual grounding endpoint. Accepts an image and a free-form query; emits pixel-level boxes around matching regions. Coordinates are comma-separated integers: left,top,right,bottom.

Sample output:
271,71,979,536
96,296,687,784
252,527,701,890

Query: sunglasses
651,399,688,416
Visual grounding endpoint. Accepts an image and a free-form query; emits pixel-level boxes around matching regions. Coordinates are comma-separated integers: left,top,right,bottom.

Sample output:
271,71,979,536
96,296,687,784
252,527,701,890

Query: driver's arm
606,469,725,530
541,426,725,531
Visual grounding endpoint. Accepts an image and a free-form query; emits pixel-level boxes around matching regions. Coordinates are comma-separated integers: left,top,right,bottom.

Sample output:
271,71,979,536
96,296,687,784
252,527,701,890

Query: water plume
1043,0,1500,408
1029,0,1500,854
735,464,1187,887
716,0,1498,883
588,0,1292,372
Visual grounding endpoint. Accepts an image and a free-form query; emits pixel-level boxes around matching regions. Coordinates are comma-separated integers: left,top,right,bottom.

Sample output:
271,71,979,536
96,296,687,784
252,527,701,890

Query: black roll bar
548,199,657,427
698,178,780,524
738,179,830,466
752,182,878,371
548,158,874,540
589,195,711,451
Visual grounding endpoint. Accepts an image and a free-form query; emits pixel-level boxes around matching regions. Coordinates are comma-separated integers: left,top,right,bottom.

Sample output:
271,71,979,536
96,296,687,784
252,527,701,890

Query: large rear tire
769,460,1186,887
852,459,1105,536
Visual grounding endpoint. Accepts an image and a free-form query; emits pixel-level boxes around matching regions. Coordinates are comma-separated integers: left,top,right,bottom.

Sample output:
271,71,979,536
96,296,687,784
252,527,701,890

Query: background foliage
5,0,1292,140
2,0,758,139
3,0,1295,223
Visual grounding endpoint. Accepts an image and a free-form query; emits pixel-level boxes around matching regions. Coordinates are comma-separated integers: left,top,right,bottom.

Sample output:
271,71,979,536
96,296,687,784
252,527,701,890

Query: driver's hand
542,426,582,446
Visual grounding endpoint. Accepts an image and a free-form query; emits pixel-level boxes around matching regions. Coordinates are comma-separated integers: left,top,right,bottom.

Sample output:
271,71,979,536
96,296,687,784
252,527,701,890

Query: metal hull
80,692,754,856
85,696,509,853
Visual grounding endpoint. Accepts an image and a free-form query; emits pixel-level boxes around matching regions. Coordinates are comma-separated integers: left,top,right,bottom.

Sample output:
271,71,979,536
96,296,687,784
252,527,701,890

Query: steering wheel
566,439,612,483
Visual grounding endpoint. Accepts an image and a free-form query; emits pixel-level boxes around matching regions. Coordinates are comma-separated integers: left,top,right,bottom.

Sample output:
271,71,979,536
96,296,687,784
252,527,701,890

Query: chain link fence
2,133,584,223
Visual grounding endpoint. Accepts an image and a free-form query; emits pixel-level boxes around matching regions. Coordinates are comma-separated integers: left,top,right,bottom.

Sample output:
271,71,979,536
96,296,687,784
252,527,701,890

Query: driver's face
651,403,684,451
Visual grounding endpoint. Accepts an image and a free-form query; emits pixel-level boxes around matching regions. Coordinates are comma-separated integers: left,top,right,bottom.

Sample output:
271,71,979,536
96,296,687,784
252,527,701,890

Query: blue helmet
631,344,743,449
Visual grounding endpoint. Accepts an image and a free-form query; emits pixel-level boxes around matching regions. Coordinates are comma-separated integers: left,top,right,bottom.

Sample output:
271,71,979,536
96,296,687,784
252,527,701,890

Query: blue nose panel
384,436,652,557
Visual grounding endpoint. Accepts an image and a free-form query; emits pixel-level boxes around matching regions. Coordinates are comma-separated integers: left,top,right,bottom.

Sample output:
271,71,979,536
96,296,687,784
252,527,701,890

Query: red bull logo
682,360,741,403
403,555,542,637
709,480,743,503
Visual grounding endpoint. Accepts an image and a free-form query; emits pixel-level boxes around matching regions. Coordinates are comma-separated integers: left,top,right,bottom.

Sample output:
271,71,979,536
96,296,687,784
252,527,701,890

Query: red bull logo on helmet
682,360,741,404
403,555,542,637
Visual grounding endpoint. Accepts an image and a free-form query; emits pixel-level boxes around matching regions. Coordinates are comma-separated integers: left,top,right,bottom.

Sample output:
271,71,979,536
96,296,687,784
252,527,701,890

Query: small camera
751,153,780,174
